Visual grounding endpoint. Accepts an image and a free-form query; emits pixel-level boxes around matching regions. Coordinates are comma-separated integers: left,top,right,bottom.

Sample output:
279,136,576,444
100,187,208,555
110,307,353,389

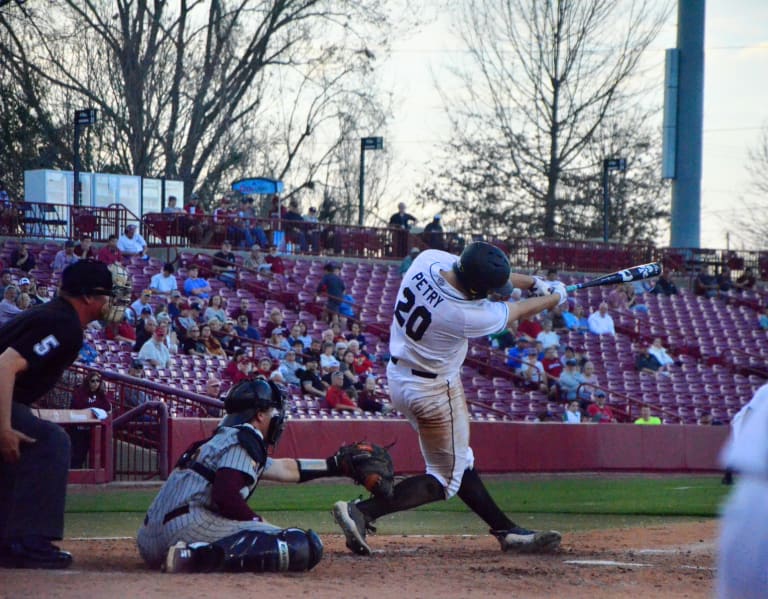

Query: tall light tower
73,108,97,206
663,0,706,248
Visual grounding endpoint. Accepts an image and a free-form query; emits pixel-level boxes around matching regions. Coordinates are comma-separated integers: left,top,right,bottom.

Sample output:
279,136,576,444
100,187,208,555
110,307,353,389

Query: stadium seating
10,240,763,425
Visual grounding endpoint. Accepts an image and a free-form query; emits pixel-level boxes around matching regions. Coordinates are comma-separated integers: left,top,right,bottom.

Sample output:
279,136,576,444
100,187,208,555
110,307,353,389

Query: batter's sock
358,474,445,522
457,468,514,531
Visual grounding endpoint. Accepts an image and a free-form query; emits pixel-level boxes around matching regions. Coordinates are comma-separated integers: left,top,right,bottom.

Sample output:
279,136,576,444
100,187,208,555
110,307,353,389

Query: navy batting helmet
221,379,286,446
452,241,511,299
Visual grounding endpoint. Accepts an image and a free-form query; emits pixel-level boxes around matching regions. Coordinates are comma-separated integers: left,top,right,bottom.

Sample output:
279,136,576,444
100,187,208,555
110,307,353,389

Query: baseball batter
717,383,768,598
0,261,130,569
138,378,381,574
333,242,566,555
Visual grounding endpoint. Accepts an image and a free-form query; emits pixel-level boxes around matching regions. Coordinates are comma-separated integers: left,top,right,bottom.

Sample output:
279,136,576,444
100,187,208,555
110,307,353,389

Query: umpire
0,260,125,569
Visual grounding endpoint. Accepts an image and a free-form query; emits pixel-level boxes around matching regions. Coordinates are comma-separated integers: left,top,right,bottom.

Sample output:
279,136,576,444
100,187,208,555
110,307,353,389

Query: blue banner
231,177,284,195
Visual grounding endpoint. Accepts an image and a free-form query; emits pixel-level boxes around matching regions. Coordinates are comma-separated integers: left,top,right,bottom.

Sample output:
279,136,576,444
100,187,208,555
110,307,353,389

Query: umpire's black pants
0,402,70,543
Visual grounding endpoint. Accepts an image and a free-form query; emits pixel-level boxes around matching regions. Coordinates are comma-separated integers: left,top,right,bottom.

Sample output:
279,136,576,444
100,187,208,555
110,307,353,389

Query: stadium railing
3,200,766,277
39,365,223,481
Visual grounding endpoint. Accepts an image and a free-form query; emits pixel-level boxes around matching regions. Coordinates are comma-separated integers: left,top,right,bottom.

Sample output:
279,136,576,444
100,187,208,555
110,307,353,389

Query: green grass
64,475,731,538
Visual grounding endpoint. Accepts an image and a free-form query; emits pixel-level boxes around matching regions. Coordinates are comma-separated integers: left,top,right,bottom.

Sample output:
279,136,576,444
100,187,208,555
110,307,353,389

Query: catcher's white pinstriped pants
137,504,280,568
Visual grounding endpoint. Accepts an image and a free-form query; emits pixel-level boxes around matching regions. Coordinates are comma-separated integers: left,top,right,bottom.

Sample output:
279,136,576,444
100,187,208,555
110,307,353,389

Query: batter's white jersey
390,249,509,375
721,383,768,474
387,249,510,498
717,383,768,598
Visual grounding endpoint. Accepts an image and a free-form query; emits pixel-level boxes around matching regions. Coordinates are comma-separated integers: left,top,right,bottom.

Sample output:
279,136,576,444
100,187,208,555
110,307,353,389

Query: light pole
602,157,626,242
73,108,97,206
358,136,383,226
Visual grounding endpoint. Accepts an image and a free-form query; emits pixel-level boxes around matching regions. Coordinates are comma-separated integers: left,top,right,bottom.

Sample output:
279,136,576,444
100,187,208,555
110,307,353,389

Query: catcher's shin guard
166,528,323,573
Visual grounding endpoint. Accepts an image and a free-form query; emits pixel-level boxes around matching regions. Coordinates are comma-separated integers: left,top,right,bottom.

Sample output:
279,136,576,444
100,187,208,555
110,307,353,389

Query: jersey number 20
394,288,432,341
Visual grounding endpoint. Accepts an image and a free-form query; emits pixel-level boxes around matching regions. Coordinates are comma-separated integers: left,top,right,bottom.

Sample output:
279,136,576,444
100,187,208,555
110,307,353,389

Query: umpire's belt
390,357,437,379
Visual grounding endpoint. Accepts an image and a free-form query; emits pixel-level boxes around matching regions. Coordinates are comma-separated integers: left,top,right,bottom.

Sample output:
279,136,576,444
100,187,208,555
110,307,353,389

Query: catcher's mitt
332,441,395,499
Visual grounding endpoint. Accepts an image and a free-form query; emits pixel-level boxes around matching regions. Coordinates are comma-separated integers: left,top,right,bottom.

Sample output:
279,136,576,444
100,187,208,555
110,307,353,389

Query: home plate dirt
0,520,717,598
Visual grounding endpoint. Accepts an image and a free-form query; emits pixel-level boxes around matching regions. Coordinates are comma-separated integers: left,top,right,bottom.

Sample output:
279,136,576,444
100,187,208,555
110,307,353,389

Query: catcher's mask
222,378,287,446
59,260,132,322
452,241,511,300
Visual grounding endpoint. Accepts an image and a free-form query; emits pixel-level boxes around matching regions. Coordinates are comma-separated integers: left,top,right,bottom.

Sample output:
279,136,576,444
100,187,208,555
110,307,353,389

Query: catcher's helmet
221,378,287,446
452,241,511,299
60,260,132,322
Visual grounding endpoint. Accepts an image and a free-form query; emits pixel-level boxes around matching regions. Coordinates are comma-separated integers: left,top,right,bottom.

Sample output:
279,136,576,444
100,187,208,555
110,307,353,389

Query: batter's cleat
163,541,196,573
332,500,372,556
491,527,562,553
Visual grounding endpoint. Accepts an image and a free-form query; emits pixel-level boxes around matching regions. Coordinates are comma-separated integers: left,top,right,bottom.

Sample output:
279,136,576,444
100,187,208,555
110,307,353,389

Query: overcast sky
374,0,767,250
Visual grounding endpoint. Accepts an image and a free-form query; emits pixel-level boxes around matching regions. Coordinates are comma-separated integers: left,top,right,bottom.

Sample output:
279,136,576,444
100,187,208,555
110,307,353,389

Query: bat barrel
564,262,661,294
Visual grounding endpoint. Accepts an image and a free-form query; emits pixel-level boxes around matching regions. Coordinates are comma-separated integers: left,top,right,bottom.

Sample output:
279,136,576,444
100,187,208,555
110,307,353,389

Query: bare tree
0,0,391,202
731,123,768,250
420,0,670,240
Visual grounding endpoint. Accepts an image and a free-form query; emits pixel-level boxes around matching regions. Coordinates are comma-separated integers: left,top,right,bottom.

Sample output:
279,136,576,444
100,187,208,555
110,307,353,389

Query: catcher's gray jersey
136,424,279,568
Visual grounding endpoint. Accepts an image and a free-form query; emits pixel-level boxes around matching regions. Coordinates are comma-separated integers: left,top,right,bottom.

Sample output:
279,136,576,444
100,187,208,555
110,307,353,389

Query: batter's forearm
509,273,535,291
506,294,559,326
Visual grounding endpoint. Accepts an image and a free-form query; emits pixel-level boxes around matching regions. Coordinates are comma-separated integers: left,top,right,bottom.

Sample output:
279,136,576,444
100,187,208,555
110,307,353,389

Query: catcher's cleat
332,500,372,556
491,527,562,553
163,541,196,573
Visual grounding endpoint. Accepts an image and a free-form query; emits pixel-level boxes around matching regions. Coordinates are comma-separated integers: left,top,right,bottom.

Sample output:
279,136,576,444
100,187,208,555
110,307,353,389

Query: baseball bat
565,262,662,292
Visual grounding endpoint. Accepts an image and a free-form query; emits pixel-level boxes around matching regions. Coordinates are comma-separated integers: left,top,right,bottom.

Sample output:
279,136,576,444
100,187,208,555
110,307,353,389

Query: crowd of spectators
2,207,763,430
493,260,764,425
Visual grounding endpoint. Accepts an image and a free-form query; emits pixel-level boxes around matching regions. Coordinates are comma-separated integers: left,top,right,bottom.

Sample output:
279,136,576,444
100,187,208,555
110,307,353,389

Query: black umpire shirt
0,298,83,405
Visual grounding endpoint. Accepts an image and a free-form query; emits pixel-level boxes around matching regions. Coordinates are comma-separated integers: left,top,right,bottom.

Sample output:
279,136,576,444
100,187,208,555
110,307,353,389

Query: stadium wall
169,419,730,474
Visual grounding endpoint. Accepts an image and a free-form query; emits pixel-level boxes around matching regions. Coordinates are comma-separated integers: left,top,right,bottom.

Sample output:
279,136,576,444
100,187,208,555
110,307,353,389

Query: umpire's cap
60,260,114,297
452,241,511,300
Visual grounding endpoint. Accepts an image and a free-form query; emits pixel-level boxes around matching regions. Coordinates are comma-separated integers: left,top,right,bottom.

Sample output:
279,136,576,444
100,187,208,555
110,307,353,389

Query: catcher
136,378,393,573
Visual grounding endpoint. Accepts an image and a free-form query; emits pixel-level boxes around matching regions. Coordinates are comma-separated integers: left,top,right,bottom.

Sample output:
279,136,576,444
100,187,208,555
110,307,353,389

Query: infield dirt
0,520,716,598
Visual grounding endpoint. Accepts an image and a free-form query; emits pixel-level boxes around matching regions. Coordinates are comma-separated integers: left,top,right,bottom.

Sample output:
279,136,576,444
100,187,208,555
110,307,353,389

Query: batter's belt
390,357,437,379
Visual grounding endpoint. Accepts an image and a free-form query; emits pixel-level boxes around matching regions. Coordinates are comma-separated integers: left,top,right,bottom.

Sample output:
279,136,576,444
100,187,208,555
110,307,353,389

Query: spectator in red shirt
586,391,615,423
97,234,122,265
325,370,360,413
184,193,205,215
352,352,374,378
74,235,97,259
265,244,286,275
356,375,392,415
517,315,543,342
254,356,275,379
263,307,286,339
541,346,563,380
104,314,137,345
68,374,112,468
223,348,254,383
540,346,563,397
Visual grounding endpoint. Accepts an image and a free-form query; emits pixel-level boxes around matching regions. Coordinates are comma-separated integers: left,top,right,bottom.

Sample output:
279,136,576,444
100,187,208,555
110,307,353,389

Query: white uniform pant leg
137,505,281,568
717,479,768,599
386,362,474,499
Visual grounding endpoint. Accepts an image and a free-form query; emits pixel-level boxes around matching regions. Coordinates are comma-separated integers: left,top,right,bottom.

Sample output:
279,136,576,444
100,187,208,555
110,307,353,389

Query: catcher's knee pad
213,528,323,573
